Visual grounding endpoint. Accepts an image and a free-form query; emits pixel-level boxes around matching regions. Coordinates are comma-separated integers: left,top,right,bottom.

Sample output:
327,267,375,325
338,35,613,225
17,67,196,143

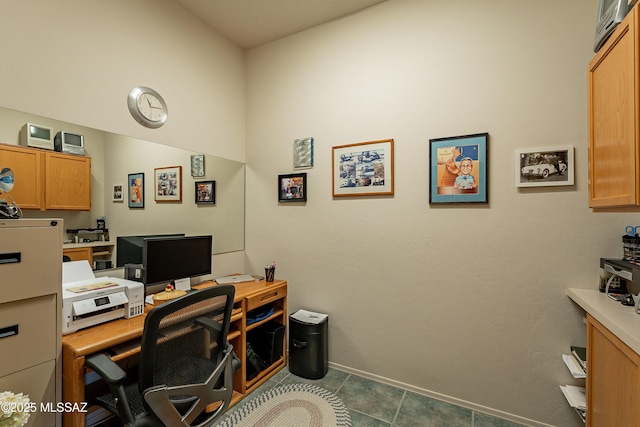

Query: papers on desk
215,274,256,284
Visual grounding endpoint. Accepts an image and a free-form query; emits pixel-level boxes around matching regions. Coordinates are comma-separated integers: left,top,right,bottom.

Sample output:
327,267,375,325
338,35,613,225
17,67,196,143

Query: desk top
62,278,286,358
567,288,640,354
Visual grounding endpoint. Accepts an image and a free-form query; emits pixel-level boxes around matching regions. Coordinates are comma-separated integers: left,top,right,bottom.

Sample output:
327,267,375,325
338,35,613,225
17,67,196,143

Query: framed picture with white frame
515,146,574,187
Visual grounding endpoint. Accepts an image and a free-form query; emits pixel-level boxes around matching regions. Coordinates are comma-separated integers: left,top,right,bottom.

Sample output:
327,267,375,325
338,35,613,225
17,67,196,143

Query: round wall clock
127,86,168,128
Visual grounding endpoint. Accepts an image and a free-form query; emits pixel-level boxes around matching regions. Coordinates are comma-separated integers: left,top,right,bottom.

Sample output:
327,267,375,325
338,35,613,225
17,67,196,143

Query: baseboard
327,361,553,427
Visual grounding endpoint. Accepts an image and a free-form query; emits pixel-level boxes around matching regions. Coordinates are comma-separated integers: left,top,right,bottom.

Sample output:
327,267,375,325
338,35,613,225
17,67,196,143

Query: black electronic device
594,0,629,52
143,235,212,288
116,233,185,267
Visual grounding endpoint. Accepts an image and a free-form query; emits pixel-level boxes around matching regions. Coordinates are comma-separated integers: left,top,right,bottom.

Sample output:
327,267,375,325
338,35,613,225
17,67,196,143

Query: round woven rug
217,383,351,427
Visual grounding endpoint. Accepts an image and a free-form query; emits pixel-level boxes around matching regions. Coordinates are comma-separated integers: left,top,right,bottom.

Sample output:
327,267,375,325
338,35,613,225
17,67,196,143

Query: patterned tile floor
215,366,527,427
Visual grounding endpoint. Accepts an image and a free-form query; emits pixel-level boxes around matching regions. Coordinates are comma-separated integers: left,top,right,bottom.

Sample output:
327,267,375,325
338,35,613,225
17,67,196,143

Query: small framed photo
429,133,488,204
278,173,307,202
128,173,144,208
332,139,394,197
293,137,314,169
113,184,124,202
515,146,574,187
195,180,216,204
190,154,205,177
154,166,182,202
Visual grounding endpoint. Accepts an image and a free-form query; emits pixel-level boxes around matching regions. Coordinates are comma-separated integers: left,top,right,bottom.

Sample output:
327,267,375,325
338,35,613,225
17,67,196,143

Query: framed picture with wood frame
154,166,182,202
332,139,394,197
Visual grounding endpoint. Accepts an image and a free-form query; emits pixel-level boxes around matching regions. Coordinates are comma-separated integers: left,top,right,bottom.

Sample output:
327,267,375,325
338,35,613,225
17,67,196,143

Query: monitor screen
116,233,185,267
143,235,212,286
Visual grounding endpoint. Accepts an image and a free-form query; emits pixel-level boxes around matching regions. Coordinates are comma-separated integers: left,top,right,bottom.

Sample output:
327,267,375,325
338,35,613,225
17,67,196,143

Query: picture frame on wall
332,139,394,197
190,154,205,177
154,166,182,202
128,173,144,208
113,184,124,202
429,133,488,204
293,137,314,169
278,173,307,202
515,146,574,187
195,180,216,205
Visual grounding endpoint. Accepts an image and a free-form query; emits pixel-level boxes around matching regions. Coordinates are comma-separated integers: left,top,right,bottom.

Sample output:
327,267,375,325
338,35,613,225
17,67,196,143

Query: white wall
245,1,639,425
0,0,246,272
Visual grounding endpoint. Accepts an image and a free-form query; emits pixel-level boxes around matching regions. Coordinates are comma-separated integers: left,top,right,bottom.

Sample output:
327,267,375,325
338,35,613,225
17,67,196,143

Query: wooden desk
61,278,287,427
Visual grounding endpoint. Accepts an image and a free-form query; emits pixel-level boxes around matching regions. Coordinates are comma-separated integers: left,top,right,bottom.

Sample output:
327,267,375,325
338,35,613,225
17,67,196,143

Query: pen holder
265,267,275,282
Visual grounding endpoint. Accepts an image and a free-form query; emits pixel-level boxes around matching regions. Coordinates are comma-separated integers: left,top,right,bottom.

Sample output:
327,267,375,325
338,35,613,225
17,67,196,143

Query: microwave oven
54,131,85,155
20,122,54,150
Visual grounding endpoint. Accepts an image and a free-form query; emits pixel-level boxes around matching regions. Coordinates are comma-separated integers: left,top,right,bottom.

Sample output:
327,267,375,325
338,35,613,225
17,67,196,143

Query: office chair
86,285,239,427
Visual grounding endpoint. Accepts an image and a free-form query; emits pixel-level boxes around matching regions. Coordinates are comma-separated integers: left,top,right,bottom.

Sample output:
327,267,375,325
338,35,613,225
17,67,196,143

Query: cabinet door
63,247,93,266
587,315,640,427
45,152,91,210
0,144,43,209
588,7,638,208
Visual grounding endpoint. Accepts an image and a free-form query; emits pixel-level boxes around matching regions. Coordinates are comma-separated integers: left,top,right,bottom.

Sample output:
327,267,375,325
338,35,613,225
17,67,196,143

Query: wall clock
127,86,168,128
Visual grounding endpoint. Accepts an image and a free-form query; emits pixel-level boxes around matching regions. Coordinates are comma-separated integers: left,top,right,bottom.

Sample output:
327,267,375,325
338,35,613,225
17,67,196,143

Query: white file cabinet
0,219,62,427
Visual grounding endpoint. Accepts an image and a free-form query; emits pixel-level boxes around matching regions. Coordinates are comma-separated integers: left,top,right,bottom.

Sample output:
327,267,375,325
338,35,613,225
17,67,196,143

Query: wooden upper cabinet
0,143,91,211
0,143,43,209
45,152,91,210
588,6,639,208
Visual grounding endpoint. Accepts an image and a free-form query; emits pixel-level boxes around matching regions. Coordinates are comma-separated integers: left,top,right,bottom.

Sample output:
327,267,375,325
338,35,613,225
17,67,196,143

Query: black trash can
289,310,328,379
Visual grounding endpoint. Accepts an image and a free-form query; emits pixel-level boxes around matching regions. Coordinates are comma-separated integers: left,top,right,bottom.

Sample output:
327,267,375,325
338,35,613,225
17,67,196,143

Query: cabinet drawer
0,295,57,377
0,360,57,427
246,284,287,311
0,225,61,303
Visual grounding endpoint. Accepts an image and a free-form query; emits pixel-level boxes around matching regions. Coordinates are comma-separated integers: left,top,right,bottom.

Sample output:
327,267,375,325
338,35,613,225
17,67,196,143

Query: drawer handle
0,252,21,265
0,324,18,339
260,292,278,301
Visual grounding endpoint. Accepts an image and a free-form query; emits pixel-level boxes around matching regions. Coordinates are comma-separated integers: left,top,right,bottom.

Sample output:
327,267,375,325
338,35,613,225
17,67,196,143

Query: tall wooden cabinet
0,143,91,211
0,219,63,427
587,314,640,427
588,4,640,209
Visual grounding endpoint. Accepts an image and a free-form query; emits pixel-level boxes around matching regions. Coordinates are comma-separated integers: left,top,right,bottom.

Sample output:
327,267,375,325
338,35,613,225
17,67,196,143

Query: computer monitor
143,235,213,289
116,233,185,267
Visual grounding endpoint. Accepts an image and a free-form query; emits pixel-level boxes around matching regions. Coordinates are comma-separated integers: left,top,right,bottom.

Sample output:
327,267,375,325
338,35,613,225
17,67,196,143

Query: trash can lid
291,309,328,325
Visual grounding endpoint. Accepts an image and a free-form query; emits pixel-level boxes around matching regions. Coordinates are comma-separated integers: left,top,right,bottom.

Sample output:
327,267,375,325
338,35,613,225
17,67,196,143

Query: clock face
128,86,168,128
136,93,165,121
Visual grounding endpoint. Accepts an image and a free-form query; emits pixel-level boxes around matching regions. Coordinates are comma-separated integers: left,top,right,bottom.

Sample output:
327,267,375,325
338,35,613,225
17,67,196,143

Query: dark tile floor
215,367,527,427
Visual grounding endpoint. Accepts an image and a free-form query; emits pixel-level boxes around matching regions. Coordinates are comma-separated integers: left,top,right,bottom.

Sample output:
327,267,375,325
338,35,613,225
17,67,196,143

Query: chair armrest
85,353,127,385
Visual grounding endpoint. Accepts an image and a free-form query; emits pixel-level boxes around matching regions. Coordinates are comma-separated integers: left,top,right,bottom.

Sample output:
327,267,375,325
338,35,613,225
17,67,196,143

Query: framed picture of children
195,180,216,205
429,133,488,204
128,173,144,208
278,173,307,202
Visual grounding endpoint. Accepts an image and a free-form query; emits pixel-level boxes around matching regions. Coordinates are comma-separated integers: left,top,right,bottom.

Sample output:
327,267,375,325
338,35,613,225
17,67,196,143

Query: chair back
138,285,236,426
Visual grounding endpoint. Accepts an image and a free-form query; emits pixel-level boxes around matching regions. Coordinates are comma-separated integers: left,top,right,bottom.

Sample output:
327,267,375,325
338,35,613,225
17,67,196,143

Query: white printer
62,261,145,335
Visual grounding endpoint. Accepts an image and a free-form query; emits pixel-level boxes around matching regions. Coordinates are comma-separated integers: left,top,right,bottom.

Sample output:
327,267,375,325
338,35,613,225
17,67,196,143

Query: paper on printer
61,261,144,335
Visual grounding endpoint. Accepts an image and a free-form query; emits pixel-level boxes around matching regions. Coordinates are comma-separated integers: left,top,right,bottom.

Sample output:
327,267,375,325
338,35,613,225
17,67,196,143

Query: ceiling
174,0,387,49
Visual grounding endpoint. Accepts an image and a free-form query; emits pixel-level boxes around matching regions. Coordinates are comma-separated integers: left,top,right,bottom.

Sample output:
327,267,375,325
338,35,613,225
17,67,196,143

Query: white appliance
61,261,144,335
20,122,54,150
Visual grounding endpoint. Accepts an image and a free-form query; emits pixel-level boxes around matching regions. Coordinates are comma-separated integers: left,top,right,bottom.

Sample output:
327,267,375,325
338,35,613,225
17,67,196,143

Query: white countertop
567,288,640,354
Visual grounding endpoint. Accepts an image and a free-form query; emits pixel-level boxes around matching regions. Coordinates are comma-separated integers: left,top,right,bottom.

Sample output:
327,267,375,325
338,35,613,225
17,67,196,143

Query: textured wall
244,1,639,425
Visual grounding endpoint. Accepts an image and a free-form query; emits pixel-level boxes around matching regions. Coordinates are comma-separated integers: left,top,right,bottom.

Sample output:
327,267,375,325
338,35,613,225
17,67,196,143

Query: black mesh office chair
86,285,239,427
